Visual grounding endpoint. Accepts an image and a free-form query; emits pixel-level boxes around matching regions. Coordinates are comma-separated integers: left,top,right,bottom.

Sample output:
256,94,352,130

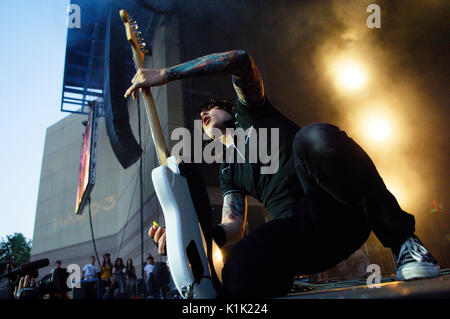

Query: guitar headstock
120,9,149,65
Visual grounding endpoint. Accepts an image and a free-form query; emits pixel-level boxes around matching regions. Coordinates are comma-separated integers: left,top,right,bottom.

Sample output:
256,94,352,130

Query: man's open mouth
203,117,210,126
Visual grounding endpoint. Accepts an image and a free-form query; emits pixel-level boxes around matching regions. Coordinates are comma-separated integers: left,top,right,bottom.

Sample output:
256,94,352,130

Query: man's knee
222,262,291,298
293,123,341,156
221,243,292,298
221,244,255,297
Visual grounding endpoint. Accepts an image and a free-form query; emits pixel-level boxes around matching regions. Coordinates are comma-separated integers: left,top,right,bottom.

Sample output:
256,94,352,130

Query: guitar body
152,157,217,299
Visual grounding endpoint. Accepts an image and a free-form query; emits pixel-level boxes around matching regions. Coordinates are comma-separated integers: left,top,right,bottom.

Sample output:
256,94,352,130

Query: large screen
75,102,99,214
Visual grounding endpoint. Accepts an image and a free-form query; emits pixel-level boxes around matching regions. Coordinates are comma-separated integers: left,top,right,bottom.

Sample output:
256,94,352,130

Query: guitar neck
133,52,169,166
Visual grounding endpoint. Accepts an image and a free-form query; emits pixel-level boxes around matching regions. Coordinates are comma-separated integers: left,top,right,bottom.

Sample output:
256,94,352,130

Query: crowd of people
79,253,174,299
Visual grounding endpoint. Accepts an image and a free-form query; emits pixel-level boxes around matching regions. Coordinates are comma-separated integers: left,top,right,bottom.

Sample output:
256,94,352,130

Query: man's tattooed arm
165,50,264,105
217,192,247,246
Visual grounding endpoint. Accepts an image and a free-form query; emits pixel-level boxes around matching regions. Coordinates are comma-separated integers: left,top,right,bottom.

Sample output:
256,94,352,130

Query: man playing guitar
125,50,440,298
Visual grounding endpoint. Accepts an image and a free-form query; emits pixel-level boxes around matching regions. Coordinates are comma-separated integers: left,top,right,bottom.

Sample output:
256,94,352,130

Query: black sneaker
395,235,440,281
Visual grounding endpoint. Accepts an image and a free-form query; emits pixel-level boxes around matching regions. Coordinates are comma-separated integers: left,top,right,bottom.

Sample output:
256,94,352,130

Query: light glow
214,248,223,263
331,58,368,92
367,117,390,141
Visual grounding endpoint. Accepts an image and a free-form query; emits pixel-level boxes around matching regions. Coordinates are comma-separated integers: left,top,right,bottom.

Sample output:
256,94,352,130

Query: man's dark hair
197,97,235,118
55,260,61,264
195,97,236,149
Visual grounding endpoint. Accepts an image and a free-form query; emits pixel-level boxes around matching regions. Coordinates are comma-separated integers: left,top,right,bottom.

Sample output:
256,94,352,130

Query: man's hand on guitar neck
124,68,168,100
148,224,167,255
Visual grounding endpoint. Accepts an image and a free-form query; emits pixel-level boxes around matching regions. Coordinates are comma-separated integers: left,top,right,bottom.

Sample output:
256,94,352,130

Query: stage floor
283,269,450,299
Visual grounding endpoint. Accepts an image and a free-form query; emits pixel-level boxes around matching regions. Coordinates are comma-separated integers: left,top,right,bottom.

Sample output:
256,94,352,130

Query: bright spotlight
367,118,390,141
332,58,368,92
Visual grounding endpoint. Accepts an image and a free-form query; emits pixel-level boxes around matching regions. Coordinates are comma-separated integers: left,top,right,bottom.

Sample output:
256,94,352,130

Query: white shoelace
397,237,430,264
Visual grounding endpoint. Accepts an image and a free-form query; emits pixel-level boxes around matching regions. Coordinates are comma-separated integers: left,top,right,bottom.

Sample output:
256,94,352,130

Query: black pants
221,123,415,298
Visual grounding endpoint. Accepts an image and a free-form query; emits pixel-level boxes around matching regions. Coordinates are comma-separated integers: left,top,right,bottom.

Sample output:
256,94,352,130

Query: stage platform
283,269,450,299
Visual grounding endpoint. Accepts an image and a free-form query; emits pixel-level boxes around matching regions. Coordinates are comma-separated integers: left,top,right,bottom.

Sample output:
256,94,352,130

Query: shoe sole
396,262,440,281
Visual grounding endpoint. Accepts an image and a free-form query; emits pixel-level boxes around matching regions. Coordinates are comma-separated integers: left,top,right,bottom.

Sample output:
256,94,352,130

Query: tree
0,233,32,266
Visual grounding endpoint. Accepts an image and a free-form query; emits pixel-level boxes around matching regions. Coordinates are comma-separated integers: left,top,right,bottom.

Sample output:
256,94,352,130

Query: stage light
331,58,368,92
367,117,390,141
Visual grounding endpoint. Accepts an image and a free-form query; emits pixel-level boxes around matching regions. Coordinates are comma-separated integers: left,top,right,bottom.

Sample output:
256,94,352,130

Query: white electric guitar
120,9,221,299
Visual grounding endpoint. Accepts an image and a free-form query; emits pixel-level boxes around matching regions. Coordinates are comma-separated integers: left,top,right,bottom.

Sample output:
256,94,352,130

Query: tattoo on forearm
166,51,242,80
231,56,264,105
222,193,245,221
166,50,264,104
